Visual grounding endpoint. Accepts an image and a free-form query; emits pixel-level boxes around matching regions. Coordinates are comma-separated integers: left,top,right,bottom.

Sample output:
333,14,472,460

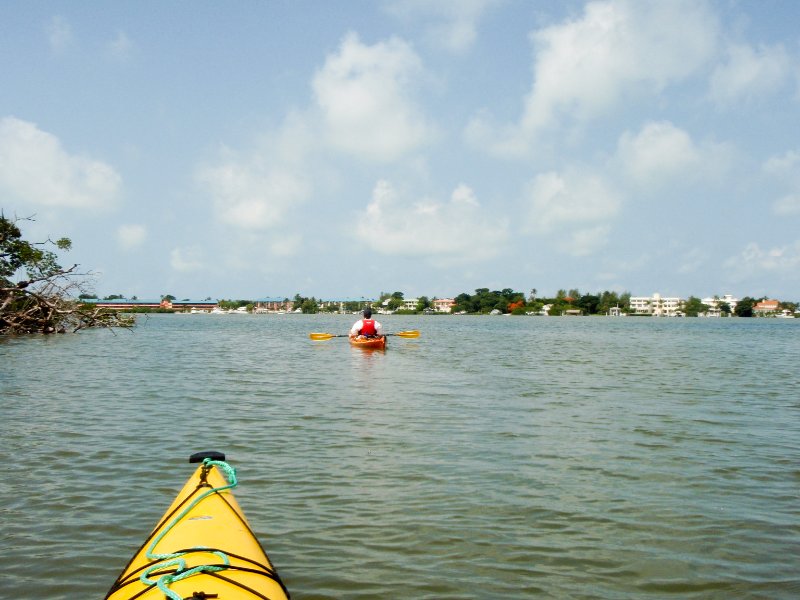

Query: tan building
433,298,455,313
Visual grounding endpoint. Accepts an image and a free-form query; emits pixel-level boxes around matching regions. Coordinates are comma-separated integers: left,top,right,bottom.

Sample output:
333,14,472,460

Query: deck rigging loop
140,457,238,600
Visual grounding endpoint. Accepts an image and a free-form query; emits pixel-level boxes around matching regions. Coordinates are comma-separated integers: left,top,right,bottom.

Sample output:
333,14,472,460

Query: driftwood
1,268,135,334
1,213,134,335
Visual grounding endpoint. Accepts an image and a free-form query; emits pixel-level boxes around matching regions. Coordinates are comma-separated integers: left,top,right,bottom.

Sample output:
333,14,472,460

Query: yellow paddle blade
309,332,335,340
394,330,420,338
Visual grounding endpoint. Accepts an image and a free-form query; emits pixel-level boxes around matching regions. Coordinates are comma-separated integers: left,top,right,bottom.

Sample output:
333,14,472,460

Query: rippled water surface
2,314,799,599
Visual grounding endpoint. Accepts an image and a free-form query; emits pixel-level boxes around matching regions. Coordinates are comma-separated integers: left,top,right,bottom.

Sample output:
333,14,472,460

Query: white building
700,294,739,317
402,298,419,311
629,293,684,317
432,298,455,313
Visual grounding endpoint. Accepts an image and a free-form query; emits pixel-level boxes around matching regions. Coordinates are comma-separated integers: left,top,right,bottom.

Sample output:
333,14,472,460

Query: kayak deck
349,335,386,350
105,453,289,600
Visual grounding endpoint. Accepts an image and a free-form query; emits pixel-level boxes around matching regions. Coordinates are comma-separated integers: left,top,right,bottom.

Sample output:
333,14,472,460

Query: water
1,314,799,599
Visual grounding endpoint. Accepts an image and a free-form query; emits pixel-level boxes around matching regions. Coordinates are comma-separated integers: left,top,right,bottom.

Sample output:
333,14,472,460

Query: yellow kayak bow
105,452,290,600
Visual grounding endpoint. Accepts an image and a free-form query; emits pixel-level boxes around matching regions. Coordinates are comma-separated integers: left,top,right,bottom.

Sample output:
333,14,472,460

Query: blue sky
2,0,799,301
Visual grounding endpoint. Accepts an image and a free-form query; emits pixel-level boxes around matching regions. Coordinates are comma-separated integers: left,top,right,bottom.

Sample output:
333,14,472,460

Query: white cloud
170,246,204,272
0,117,121,209
523,0,717,130
725,241,800,277
46,15,73,53
468,0,718,155
312,32,435,161
764,150,800,216
709,43,791,104
117,224,147,249
385,0,499,54
773,194,800,216
617,121,700,183
615,121,731,186
763,150,800,175
198,155,310,231
357,179,507,264
198,110,315,231
523,170,621,235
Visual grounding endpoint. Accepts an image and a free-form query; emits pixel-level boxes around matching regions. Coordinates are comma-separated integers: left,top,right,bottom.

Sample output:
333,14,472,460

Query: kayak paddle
309,332,347,340
388,330,420,338
309,330,420,340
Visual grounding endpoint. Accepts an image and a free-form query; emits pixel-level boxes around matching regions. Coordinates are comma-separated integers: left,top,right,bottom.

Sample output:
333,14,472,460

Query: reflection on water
2,314,799,599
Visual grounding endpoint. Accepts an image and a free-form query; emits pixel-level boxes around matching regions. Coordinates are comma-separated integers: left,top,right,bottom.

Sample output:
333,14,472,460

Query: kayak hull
349,335,386,350
105,459,289,600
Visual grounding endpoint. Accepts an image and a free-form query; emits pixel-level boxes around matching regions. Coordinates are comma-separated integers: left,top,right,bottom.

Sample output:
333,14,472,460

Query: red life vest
360,319,377,336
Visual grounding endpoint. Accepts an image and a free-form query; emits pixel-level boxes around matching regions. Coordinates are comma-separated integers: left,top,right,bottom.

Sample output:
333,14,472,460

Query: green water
2,314,799,599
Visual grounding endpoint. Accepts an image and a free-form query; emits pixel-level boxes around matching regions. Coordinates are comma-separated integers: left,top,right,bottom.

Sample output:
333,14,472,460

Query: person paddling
350,308,383,339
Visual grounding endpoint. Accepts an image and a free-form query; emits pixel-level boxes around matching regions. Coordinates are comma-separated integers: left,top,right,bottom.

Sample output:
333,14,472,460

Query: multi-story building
402,298,419,311
629,293,683,316
432,298,455,313
700,294,739,316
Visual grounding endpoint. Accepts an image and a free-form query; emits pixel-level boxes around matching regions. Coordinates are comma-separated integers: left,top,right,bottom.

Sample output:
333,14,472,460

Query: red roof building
753,299,780,314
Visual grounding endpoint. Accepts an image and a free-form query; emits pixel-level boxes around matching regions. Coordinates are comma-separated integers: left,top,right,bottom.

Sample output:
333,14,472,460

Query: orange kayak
349,335,386,350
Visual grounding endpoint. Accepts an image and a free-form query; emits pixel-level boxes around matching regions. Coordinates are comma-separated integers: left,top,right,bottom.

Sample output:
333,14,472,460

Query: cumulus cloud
312,32,435,161
198,110,315,233
170,246,205,272
199,160,309,231
617,122,700,183
725,241,800,278
524,1,717,129
764,150,800,216
763,150,800,174
357,179,507,264
117,224,147,249
523,170,621,232
709,43,791,105
385,0,499,53
772,195,800,216
467,0,718,155
616,121,730,186
0,117,121,209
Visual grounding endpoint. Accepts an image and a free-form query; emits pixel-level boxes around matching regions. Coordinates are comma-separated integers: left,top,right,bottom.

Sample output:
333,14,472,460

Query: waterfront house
629,293,683,317
402,298,419,311
753,299,780,316
432,298,455,313
253,298,291,313
316,298,373,313
700,294,739,317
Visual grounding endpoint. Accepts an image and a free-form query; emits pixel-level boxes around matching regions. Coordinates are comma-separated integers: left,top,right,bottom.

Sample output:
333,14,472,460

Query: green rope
140,458,238,600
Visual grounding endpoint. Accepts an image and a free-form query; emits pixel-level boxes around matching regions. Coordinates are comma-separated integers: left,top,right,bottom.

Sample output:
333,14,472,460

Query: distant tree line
448,288,633,315
286,288,797,317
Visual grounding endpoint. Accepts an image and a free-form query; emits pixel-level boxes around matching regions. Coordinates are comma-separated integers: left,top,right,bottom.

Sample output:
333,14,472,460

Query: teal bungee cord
140,458,238,600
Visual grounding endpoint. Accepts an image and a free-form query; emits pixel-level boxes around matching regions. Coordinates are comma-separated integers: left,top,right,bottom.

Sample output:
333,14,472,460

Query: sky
2,0,800,301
